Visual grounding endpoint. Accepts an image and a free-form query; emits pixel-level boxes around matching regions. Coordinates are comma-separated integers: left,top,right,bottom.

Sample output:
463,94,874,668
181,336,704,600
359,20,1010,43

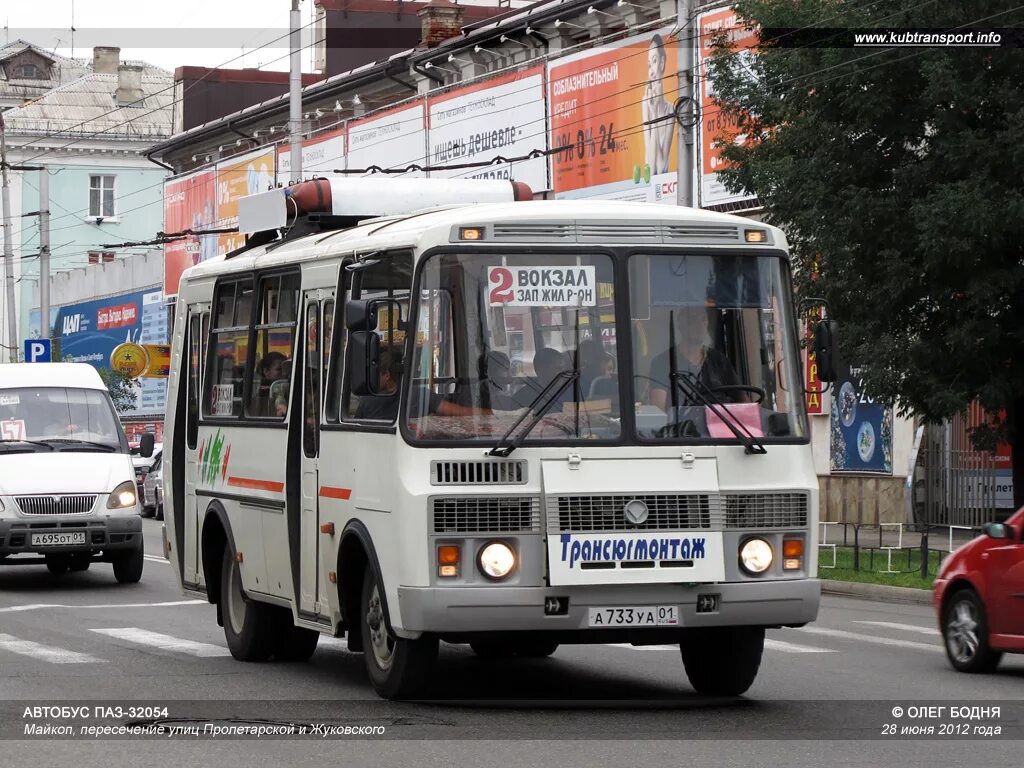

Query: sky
4,0,528,74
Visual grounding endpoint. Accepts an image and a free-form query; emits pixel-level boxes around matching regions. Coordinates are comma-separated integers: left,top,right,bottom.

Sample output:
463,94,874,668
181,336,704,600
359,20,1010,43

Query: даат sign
697,7,759,208
163,169,216,298
428,67,548,190
215,148,276,255
548,28,680,203
347,102,426,176
830,364,893,474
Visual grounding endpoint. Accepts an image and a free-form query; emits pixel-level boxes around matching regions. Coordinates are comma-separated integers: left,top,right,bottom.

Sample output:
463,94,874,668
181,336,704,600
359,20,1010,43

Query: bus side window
206,279,253,418
247,272,301,419
342,254,412,423
186,314,201,448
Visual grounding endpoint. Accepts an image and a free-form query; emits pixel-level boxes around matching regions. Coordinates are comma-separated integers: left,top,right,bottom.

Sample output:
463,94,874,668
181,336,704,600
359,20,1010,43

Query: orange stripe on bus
319,486,352,500
227,476,285,493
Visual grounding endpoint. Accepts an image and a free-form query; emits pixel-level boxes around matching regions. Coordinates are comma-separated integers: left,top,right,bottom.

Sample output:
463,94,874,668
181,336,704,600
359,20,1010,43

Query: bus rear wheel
680,626,764,696
360,566,437,699
221,545,277,662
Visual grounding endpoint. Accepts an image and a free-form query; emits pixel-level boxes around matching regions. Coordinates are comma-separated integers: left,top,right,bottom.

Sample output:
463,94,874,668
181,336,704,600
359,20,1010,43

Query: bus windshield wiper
40,438,117,453
671,372,767,455
487,370,579,458
0,439,54,451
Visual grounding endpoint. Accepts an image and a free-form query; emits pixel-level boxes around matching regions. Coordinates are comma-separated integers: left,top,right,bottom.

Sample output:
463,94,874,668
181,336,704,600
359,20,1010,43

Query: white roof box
238,177,532,235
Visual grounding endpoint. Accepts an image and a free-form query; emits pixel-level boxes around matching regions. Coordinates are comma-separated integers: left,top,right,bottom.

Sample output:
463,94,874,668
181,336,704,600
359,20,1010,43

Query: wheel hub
946,600,979,663
365,584,394,670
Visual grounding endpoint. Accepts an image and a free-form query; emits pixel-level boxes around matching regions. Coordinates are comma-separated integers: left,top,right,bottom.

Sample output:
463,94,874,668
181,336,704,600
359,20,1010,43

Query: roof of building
2,70,175,141
0,39,91,103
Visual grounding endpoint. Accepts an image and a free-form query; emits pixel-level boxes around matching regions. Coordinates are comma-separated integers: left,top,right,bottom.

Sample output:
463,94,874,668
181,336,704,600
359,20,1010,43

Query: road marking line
90,628,230,657
604,643,679,651
0,600,205,613
853,620,940,636
794,626,940,652
0,633,105,664
764,638,837,654
144,555,170,564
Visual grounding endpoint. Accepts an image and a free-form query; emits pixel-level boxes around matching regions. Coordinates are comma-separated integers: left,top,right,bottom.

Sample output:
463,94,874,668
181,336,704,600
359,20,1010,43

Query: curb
821,579,933,606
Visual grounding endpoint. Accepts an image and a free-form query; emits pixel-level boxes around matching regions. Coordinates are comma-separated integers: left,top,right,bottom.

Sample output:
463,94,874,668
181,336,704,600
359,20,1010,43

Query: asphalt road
1,519,1021,766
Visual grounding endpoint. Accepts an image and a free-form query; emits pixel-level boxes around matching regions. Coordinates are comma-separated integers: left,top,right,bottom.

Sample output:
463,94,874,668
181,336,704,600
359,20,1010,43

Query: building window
89,175,116,218
13,63,44,79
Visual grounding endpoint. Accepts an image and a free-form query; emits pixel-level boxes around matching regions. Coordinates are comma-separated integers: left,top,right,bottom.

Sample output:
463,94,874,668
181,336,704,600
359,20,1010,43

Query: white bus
162,178,835,699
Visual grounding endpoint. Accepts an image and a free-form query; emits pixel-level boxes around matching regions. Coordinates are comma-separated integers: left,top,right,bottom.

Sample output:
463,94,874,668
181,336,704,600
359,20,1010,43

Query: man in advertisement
642,33,676,178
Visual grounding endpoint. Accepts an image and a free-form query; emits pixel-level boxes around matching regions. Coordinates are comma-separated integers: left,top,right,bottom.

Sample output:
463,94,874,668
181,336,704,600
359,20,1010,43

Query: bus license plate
588,606,679,627
31,532,86,547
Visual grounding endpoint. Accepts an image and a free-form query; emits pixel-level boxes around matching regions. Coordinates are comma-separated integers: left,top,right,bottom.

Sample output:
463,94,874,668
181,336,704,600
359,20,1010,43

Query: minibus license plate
31,532,86,547
588,606,679,627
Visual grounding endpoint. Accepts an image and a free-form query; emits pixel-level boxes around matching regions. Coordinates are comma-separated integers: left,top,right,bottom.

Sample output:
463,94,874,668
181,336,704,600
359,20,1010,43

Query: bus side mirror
139,432,155,458
348,331,380,396
346,300,375,332
814,320,840,382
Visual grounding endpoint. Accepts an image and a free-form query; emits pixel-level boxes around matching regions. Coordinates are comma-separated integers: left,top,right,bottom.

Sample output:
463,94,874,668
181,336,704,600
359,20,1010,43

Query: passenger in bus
255,352,288,416
460,351,517,410
512,347,573,410
647,305,741,411
577,339,608,398
355,349,402,421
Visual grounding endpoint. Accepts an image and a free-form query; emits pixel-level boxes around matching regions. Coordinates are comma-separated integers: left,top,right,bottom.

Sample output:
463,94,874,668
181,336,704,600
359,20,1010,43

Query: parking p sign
24,339,51,363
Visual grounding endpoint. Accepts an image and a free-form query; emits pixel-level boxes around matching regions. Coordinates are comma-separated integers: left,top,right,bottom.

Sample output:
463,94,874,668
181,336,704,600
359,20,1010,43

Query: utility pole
289,0,303,183
1,113,17,363
676,0,696,208
38,167,49,342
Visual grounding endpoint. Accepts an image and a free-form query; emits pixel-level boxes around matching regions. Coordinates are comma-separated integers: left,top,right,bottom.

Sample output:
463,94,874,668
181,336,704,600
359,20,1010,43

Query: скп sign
488,266,597,307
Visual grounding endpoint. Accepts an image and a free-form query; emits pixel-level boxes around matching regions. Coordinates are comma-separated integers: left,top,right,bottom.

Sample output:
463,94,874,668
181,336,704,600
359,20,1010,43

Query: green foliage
706,1,1024,439
97,366,137,414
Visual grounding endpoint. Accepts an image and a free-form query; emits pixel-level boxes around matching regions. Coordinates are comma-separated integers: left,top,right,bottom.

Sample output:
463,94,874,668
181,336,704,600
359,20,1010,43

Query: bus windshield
630,253,806,441
0,387,125,452
405,252,620,443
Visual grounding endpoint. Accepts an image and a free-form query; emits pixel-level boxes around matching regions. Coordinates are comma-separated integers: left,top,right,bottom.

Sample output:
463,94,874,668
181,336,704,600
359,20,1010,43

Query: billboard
347,102,426,176
215,148,276,255
56,289,168,418
277,127,346,185
428,67,548,190
548,28,680,203
830,364,893,474
163,170,216,299
697,7,759,207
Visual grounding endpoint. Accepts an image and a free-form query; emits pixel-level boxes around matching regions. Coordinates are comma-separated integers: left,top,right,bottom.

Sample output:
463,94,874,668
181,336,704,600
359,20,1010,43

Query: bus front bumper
396,578,820,636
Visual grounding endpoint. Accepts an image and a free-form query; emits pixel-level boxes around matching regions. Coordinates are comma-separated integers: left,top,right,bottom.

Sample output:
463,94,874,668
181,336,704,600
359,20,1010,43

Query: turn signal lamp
783,539,804,571
744,229,767,243
459,227,484,241
438,545,460,577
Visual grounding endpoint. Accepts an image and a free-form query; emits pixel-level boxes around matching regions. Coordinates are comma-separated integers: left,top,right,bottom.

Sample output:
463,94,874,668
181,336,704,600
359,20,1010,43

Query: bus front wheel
220,545,277,662
360,566,437,699
680,626,764,696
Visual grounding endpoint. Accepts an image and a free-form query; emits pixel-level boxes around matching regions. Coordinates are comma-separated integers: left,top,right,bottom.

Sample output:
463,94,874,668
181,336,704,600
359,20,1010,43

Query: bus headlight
478,541,516,580
739,538,773,575
107,481,137,509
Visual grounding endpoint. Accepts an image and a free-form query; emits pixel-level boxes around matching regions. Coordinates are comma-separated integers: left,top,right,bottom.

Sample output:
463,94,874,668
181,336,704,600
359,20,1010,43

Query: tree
706,0,1024,507
97,366,137,415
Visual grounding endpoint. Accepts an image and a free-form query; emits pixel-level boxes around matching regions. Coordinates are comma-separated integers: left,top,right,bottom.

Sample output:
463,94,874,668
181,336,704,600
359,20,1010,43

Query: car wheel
360,565,437,699
220,545,277,662
680,627,765,696
155,504,164,522
68,554,91,572
112,542,144,583
141,506,154,519
942,589,1002,673
45,555,69,575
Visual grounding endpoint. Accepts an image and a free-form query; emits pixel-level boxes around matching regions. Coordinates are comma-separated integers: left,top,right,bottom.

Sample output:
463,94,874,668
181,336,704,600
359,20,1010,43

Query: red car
934,506,1024,672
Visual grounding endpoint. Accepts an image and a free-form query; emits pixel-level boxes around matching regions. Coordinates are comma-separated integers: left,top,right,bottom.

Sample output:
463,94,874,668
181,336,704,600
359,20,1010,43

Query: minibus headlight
478,541,516,580
107,481,137,509
739,538,773,574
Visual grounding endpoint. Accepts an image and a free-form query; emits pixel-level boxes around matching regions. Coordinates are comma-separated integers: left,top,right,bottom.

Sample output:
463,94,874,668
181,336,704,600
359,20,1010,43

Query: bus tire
680,626,764,696
274,619,320,662
220,544,276,662
112,542,144,584
45,555,69,575
360,565,437,699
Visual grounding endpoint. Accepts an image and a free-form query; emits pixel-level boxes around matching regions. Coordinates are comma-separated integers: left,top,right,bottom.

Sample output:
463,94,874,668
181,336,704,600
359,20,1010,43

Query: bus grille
15,495,97,516
723,492,808,529
431,496,541,534
431,460,527,485
548,494,715,533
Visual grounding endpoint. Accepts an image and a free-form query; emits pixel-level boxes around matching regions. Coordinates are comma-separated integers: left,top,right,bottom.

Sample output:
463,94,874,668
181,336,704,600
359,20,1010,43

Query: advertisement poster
830,364,893,474
548,28,680,204
163,170,216,298
428,68,548,190
346,102,426,177
277,127,346,185
215,148,276,255
56,289,168,418
697,7,759,207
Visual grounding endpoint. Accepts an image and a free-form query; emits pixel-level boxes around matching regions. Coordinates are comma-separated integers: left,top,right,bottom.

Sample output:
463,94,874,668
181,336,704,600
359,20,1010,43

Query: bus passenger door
298,296,323,615
183,311,207,587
